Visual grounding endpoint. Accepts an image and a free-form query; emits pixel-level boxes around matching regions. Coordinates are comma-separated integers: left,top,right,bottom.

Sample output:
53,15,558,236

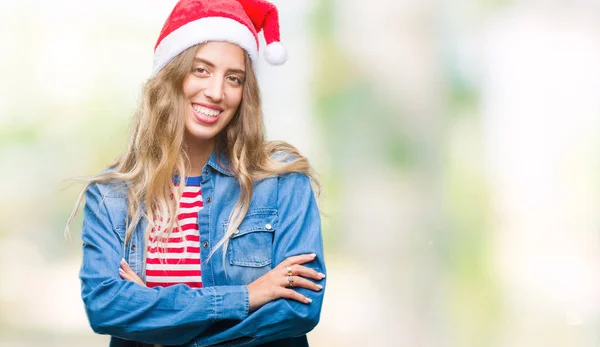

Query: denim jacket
79,151,326,346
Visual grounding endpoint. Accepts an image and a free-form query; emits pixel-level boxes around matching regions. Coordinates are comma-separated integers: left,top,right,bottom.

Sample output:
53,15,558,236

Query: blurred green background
1,0,600,346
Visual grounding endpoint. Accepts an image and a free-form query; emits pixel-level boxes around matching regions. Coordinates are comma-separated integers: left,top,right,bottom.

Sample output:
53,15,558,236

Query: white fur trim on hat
152,17,258,77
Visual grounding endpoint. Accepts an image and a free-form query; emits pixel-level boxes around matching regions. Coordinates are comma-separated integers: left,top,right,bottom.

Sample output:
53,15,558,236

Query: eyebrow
193,57,245,75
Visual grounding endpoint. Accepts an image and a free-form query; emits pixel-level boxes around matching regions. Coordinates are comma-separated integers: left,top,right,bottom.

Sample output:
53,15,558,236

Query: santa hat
152,0,287,77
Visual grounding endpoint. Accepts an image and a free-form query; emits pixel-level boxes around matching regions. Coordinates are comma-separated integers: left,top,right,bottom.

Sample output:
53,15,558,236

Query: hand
118,259,147,287
247,253,325,312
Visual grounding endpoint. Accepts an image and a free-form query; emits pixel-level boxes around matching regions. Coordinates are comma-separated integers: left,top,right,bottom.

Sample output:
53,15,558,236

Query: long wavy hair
66,43,319,263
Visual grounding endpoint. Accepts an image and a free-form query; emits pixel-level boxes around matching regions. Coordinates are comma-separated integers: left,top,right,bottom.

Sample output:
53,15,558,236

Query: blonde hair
66,43,319,264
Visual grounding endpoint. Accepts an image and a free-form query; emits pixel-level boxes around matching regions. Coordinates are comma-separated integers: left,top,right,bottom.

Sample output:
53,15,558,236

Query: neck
184,137,215,176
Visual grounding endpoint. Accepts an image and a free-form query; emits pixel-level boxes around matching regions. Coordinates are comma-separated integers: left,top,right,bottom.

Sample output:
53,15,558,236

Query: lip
193,102,224,111
191,103,222,125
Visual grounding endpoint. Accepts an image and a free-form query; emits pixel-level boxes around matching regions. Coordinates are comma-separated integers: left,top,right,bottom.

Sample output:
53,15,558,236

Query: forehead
194,41,245,69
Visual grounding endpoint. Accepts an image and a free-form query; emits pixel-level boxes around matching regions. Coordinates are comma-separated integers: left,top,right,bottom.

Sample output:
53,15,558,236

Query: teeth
192,105,221,117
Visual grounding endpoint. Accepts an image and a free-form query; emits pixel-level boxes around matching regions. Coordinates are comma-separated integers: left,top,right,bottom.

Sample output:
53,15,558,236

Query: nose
203,76,224,102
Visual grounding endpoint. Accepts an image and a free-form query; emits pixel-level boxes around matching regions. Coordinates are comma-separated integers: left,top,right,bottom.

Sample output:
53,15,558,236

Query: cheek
182,76,191,97
182,75,202,98
227,89,243,109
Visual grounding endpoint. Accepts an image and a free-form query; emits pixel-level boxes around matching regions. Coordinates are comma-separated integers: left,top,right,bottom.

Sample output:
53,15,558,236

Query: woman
66,0,326,346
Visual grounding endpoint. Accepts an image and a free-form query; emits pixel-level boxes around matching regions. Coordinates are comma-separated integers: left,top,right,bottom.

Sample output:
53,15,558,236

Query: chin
190,112,235,138
186,128,220,143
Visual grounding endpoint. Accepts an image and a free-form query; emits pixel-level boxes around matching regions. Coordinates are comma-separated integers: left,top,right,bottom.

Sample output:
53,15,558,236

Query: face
182,41,246,148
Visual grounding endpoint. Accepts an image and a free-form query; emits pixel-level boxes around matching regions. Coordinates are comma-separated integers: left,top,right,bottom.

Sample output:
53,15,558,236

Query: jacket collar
206,150,235,177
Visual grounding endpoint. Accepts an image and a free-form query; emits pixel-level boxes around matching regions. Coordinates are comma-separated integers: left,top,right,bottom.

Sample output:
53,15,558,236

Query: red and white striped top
146,179,203,288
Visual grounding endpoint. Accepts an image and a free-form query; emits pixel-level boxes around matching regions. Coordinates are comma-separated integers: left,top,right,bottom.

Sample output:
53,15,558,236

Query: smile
192,104,222,117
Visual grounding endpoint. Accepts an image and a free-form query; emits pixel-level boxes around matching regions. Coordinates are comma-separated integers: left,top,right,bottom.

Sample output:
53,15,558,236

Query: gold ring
286,266,293,276
287,275,294,288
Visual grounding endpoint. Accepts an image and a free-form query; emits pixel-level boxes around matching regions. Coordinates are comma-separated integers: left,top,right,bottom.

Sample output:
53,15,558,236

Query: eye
193,67,209,75
227,75,244,85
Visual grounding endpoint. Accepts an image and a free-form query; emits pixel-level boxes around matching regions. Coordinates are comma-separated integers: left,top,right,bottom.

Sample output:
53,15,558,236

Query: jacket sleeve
79,183,249,345
191,172,327,346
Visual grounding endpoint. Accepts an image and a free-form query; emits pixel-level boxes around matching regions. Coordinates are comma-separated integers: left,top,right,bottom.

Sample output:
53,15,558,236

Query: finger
130,272,144,285
284,264,325,281
120,258,134,273
118,268,135,282
283,276,322,292
120,269,145,286
280,253,317,268
280,288,312,304
120,260,141,279
119,260,145,286
118,268,128,279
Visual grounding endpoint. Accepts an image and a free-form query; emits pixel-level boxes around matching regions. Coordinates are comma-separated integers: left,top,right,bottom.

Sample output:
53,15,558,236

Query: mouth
191,103,223,124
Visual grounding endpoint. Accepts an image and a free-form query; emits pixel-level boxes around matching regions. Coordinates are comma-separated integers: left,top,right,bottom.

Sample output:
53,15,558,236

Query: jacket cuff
211,285,249,320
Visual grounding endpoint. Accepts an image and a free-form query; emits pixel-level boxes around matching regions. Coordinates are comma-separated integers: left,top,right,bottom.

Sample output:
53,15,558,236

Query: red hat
152,0,287,76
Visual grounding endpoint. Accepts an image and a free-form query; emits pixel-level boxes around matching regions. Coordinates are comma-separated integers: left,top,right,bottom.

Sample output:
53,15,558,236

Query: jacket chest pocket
224,210,277,268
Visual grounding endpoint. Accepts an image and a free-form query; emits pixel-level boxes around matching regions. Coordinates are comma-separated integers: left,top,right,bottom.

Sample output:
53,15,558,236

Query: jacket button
131,244,136,252
265,223,272,230
204,168,209,174
203,241,209,249
206,197,211,203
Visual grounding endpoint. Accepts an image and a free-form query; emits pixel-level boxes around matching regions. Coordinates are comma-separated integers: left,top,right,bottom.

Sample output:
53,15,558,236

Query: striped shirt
146,177,203,288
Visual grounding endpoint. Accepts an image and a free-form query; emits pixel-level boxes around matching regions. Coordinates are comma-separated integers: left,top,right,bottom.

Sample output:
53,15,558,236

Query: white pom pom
264,42,288,66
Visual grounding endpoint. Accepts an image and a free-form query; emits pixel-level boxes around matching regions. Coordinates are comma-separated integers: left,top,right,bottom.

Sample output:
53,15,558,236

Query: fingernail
318,273,326,279
316,284,323,290
305,298,312,303
121,258,126,264
118,268,124,273
310,253,317,258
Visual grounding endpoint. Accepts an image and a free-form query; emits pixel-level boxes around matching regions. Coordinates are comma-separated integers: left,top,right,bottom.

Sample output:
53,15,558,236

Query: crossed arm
80,173,326,346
